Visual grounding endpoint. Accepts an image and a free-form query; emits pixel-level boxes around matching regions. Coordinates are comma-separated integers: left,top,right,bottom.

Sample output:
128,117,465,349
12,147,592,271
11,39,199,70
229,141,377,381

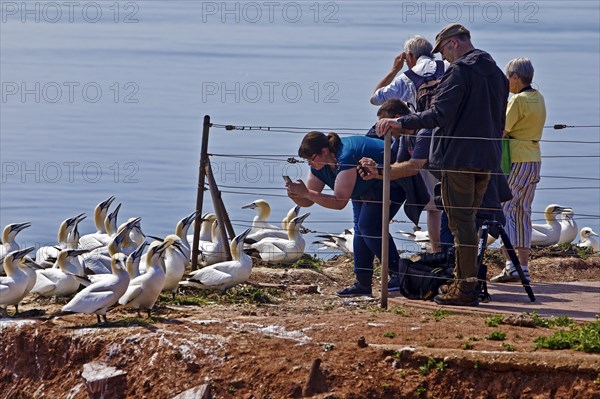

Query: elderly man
376,24,509,306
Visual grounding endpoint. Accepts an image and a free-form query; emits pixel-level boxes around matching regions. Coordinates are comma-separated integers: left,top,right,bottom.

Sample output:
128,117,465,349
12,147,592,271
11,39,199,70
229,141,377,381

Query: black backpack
404,60,445,112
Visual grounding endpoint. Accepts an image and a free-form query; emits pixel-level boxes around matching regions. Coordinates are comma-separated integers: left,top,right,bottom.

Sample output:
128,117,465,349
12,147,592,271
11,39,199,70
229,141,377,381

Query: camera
417,247,455,268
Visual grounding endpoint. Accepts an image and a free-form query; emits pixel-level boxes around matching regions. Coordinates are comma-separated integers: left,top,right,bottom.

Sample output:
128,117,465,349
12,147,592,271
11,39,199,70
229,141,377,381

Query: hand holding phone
283,175,292,184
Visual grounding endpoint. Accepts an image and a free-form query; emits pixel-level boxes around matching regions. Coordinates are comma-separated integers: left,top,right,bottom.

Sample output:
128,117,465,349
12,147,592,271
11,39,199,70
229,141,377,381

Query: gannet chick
180,229,252,292
557,208,578,245
531,204,567,246
577,227,599,252
31,249,89,297
35,213,85,265
118,240,171,317
0,222,31,274
79,196,116,250
61,253,130,323
250,213,310,263
0,247,35,314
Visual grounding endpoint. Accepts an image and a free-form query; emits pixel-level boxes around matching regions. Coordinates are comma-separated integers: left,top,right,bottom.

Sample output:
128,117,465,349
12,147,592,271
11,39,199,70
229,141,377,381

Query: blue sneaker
336,282,372,297
388,274,401,291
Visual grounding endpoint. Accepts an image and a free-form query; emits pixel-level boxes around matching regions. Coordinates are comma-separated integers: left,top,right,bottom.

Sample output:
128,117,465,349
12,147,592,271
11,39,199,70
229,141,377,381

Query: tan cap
432,23,471,53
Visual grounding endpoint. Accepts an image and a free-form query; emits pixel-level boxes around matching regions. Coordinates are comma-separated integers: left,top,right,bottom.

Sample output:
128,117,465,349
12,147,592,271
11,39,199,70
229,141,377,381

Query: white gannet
35,213,85,266
313,228,355,254
557,208,578,245
0,222,31,274
242,199,282,233
531,204,568,246
187,213,217,248
398,226,431,252
198,220,228,267
117,217,145,255
61,253,131,323
80,219,137,274
126,242,148,279
0,247,35,314
180,229,252,292
79,196,116,250
175,211,197,260
103,203,122,237
577,227,599,252
118,240,171,317
159,235,190,299
250,213,310,264
245,205,301,243
31,249,89,297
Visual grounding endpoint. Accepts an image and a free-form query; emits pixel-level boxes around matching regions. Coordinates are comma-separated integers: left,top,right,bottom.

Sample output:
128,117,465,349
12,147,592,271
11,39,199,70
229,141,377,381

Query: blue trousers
352,187,405,286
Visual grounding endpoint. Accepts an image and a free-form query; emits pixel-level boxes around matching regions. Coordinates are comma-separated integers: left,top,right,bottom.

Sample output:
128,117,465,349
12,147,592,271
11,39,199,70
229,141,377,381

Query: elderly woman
286,131,408,297
491,57,546,283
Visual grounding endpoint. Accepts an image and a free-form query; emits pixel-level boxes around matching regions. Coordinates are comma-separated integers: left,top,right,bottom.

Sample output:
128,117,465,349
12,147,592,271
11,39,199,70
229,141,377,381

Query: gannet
0,247,35,314
159,235,190,299
245,205,301,243
0,222,31,274
31,249,89,297
398,227,431,252
198,220,227,266
531,204,568,246
180,229,252,292
103,203,122,237
79,196,116,250
313,228,354,254
118,240,171,317
557,208,578,245
79,219,137,274
175,211,198,260
250,213,310,263
61,253,131,323
242,199,282,233
35,213,85,266
126,242,148,279
577,227,599,252
187,213,217,247
117,217,145,255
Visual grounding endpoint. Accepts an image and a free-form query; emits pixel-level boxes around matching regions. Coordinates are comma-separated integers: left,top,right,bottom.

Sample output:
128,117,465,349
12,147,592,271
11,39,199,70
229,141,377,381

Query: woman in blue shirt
286,131,406,296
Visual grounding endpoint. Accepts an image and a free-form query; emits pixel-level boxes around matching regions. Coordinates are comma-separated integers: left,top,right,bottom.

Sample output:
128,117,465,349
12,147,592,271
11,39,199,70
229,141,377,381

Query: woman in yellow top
491,57,546,283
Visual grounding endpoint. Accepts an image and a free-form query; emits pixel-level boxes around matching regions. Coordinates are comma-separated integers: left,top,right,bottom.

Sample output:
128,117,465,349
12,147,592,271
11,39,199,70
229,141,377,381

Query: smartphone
283,175,293,184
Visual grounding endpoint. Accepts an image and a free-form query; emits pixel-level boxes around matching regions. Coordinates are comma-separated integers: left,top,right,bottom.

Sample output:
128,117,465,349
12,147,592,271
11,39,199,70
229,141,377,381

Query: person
285,132,416,297
359,99,442,252
491,58,546,283
375,23,509,306
370,35,445,108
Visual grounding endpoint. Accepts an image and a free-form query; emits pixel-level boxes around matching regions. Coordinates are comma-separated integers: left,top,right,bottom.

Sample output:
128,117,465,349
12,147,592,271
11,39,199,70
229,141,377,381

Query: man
370,35,445,109
360,100,442,253
376,24,509,307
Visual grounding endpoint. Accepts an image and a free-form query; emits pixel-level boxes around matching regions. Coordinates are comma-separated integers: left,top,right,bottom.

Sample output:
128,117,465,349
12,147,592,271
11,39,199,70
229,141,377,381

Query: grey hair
404,35,433,59
505,57,535,85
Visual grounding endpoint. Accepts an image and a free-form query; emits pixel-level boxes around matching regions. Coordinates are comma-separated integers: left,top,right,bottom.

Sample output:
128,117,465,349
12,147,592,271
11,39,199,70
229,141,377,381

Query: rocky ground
1,248,599,399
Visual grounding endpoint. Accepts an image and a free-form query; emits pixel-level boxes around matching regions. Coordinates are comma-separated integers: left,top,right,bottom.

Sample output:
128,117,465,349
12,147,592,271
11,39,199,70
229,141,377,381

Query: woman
286,131,406,297
491,57,546,283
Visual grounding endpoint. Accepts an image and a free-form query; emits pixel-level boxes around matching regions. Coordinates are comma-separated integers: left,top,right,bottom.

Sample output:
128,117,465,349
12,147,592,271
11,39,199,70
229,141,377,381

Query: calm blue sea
1,0,599,254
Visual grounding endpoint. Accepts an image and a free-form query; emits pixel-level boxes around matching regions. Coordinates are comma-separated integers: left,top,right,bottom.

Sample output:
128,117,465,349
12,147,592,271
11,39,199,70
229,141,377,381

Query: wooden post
380,132,391,309
205,162,232,260
207,161,235,240
191,115,211,270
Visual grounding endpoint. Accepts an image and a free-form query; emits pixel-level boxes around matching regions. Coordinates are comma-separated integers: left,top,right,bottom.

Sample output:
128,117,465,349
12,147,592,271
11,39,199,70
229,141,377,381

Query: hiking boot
336,281,372,297
490,267,530,283
388,274,401,291
438,280,455,295
433,282,479,307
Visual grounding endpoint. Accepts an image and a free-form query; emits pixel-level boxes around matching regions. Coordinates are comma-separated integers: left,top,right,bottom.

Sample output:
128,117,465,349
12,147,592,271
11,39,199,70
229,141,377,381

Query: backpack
404,60,445,112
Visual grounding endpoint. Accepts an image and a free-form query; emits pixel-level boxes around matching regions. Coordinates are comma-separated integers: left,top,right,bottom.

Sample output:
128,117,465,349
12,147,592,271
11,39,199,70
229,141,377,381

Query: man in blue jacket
376,24,509,306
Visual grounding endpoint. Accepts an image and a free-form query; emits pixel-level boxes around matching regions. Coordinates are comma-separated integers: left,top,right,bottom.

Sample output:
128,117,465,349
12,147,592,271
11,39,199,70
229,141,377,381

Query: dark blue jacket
397,49,509,173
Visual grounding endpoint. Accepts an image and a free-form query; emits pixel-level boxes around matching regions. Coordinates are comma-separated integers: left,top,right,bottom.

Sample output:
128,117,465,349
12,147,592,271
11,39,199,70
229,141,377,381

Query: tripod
477,220,536,302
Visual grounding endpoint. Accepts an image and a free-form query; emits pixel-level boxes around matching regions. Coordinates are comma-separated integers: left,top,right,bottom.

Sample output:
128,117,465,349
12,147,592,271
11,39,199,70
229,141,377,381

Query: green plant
289,254,325,271
418,358,447,375
416,386,426,396
462,341,474,350
392,306,408,316
433,309,450,321
384,331,396,339
534,320,600,353
502,343,515,352
486,315,504,327
488,331,506,341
